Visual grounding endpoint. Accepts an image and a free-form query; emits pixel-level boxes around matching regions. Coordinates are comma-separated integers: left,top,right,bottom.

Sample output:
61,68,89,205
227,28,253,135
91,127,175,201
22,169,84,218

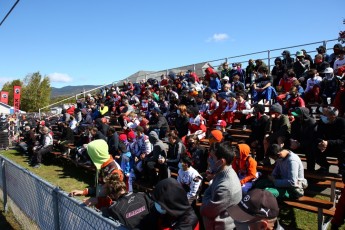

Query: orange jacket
232,144,257,185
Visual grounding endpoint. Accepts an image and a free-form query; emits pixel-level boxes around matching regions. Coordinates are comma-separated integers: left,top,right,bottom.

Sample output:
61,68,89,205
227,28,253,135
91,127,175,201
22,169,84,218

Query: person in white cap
320,67,339,104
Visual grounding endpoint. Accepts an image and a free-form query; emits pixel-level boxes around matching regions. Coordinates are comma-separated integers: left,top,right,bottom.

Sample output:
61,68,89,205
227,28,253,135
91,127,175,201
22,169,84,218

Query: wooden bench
282,196,335,230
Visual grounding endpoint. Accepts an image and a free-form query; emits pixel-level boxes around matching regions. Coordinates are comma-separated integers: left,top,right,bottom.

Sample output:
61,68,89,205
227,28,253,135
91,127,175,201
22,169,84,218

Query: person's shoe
226,125,232,130
242,125,247,131
32,164,41,169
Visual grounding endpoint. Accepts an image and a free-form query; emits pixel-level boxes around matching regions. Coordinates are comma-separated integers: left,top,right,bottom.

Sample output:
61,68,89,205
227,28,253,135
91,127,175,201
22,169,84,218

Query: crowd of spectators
9,43,345,229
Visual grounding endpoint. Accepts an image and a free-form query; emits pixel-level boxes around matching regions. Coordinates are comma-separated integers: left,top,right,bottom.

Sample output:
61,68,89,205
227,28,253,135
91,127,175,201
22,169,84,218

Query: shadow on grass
279,205,302,230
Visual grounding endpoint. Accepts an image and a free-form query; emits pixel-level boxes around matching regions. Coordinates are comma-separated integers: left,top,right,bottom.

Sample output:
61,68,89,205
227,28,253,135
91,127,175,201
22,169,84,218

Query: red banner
13,86,21,112
0,91,9,104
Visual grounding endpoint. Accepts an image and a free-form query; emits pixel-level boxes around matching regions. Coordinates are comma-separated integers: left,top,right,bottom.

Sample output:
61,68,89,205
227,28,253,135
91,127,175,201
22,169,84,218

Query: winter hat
210,130,223,142
127,131,136,140
87,139,110,170
119,134,127,142
269,103,282,114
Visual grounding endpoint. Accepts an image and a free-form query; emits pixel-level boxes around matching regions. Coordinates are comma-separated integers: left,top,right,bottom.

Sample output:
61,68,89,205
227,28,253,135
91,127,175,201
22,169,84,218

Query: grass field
0,148,344,230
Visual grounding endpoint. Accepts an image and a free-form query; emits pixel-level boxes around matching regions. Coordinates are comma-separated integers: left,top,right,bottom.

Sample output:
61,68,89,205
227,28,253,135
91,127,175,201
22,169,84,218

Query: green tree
1,79,23,106
21,72,51,112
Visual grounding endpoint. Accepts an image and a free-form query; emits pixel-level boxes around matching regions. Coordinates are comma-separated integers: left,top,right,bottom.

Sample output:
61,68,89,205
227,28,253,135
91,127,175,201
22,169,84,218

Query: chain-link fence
0,156,127,230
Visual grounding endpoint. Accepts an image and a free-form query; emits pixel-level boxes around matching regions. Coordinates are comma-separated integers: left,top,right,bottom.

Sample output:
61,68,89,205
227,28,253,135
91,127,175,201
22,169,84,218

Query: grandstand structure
38,38,339,118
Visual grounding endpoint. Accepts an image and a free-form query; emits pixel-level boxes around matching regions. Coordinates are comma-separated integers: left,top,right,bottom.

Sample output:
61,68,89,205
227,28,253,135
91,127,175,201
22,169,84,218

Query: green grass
1,148,345,230
0,200,22,230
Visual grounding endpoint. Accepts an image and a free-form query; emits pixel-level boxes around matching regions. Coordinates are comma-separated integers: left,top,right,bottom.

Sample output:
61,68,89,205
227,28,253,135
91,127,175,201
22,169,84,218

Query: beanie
211,130,223,142
119,134,127,142
87,139,110,170
270,103,282,114
127,131,136,139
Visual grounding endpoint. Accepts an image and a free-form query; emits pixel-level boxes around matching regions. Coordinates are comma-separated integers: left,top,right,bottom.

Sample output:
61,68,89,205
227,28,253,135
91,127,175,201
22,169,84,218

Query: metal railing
0,155,127,230
39,38,339,117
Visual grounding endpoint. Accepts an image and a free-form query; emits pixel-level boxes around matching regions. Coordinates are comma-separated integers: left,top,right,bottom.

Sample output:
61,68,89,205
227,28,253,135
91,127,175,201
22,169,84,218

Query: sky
0,0,344,89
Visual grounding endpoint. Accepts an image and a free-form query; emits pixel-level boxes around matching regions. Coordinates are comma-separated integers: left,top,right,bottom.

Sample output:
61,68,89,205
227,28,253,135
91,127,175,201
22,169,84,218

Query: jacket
147,131,167,162
232,144,257,185
201,165,242,230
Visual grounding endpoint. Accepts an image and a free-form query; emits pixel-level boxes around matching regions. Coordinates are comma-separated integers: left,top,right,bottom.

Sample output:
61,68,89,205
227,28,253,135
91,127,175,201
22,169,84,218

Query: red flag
0,91,9,104
13,86,21,112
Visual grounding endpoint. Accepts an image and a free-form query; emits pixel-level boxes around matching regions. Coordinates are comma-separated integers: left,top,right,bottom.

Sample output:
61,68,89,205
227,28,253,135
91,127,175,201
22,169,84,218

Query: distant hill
51,85,101,98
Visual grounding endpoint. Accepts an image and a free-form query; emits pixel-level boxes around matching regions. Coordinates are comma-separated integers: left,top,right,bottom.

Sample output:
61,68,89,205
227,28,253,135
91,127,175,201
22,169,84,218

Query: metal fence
0,155,127,230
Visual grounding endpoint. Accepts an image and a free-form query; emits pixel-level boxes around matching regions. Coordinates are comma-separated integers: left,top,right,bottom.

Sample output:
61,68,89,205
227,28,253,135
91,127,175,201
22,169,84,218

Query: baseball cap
119,134,127,142
229,189,279,222
323,67,334,74
223,76,229,81
210,130,223,142
296,51,304,57
215,120,227,128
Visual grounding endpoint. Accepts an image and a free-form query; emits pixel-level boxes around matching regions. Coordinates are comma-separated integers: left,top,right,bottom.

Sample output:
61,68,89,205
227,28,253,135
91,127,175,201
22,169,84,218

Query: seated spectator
185,134,208,173
174,104,189,138
208,93,227,127
314,106,345,176
284,86,305,113
320,67,339,104
304,69,323,104
209,129,223,146
255,144,307,199
229,189,280,230
271,57,287,87
152,178,199,230
18,125,35,155
252,66,277,104
148,107,170,139
30,126,53,168
99,102,110,117
119,142,135,192
69,139,124,202
118,99,135,128
166,130,186,170
188,107,207,140
57,122,74,155
134,126,152,174
333,48,345,72
177,155,203,204
201,142,242,230
107,174,154,229
221,62,232,79
293,50,310,79
276,70,297,104
232,144,258,194
231,74,245,93
143,131,168,186
214,120,233,142
225,92,251,130
90,127,107,142
290,107,317,171
246,104,270,161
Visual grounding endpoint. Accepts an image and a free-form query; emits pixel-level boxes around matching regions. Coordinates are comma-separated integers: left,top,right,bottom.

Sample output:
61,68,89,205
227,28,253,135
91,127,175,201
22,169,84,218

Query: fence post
267,50,271,73
52,187,60,230
38,108,41,120
323,40,327,48
1,159,8,213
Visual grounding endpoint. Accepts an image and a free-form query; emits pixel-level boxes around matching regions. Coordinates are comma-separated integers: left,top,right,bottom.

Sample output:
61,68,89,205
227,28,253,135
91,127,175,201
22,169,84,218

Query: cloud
47,73,73,83
206,33,234,42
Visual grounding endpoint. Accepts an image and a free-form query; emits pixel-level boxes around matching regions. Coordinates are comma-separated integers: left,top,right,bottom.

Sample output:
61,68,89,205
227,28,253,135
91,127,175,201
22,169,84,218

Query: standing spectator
200,142,242,230
329,43,343,68
245,59,256,87
333,48,345,72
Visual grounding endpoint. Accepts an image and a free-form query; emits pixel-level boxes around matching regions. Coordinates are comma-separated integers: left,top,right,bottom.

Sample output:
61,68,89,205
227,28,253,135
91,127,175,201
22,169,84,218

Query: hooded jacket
232,144,257,185
147,131,167,162
153,178,198,230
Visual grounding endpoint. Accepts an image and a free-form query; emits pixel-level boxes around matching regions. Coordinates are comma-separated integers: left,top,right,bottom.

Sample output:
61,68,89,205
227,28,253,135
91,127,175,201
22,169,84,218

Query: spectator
174,104,189,138
252,66,277,104
166,130,186,169
57,122,74,155
185,134,208,173
177,155,203,204
214,120,233,142
107,127,119,158
69,139,123,202
209,129,223,145
293,50,310,79
225,92,251,130
314,106,345,176
221,62,231,80
200,142,242,230
90,127,107,142
281,50,294,69
257,144,308,199
119,142,134,192
316,45,330,62
304,69,323,104
246,104,270,161
284,86,305,113
30,126,53,168
333,48,345,72
107,175,154,229
134,126,152,174
232,143,258,194
209,73,221,92
290,107,317,172
152,178,199,229
208,93,227,126
143,131,168,186
229,189,281,230
329,43,343,68
118,99,135,128
271,57,287,87
245,59,256,86
148,107,169,139
302,49,314,67
320,67,339,105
